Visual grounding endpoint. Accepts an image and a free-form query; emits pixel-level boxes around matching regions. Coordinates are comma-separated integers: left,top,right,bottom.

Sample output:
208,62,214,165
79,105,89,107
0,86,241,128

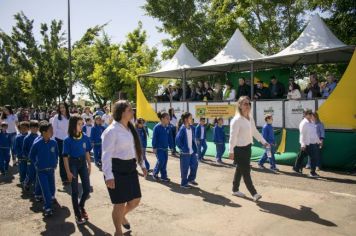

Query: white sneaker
232,191,246,198
253,193,262,202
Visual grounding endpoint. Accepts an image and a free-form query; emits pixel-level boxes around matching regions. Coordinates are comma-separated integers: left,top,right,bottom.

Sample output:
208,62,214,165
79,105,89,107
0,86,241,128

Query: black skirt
107,158,142,204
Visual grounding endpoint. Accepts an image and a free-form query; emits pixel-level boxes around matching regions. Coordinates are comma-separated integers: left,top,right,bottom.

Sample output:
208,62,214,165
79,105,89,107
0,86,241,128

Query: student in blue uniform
195,118,207,161
176,112,199,189
23,120,41,196
136,118,151,173
213,117,226,164
63,115,92,225
82,118,93,138
14,121,30,183
152,112,173,182
29,121,58,217
0,122,11,176
90,115,105,168
258,114,278,171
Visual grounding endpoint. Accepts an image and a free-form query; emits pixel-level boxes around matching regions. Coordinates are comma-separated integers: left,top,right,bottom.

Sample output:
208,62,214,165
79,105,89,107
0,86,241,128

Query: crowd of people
0,97,329,235
156,73,339,102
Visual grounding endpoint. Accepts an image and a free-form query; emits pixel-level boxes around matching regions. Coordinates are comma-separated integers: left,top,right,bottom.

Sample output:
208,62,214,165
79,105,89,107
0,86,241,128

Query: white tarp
203,29,263,66
261,14,354,65
255,101,283,128
284,100,316,129
141,44,209,78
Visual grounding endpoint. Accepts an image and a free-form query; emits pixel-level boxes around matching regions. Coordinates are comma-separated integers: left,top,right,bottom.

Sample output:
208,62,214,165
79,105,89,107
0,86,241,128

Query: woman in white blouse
102,100,147,236
229,96,269,202
287,82,302,100
51,102,70,185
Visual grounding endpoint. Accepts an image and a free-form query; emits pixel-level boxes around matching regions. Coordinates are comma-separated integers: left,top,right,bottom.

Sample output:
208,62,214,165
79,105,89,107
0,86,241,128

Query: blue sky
0,0,168,100
0,0,167,51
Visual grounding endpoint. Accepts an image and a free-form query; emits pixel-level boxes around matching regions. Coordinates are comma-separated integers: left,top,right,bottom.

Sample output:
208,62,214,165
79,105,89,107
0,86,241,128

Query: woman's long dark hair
1,105,14,120
168,108,176,120
57,102,70,121
113,100,142,164
68,114,82,138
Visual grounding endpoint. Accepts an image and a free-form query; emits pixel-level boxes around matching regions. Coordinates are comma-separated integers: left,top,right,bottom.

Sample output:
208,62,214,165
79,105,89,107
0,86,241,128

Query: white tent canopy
259,14,354,65
141,43,205,78
203,29,263,66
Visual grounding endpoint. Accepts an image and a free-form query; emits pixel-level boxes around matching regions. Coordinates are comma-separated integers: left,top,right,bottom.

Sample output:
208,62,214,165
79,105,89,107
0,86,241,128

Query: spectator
213,82,223,101
189,84,197,101
289,77,301,91
205,88,214,101
223,81,236,101
195,87,203,101
287,81,302,100
254,80,269,100
304,73,321,99
269,76,285,99
321,74,337,98
236,77,251,99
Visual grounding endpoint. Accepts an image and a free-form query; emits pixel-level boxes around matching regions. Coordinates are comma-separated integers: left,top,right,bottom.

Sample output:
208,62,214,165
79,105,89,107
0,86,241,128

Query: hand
88,164,92,176
229,153,234,160
106,179,115,189
142,167,148,177
67,172,75,182
153,148,157,154
263,143,270,148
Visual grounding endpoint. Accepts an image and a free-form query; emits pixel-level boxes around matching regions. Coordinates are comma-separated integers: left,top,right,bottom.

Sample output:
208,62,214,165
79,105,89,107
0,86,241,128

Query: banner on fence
255,101,283,127
195,105,236,119
284,100,316,128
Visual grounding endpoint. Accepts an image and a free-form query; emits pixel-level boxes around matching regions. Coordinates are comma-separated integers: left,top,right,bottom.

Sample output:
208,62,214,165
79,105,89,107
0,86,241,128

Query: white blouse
3,114,18,133
51,114,69,140
101,121,142,180
228,114,266,153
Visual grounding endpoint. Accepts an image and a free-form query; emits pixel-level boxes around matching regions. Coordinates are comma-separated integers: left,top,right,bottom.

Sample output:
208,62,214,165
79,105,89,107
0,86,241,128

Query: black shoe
152,175,160,181
44,208,53,217
35,195,43,202
292,167,302,174
122,223,131,230
189,180,198,186
161,178,171,182
75,215,86,225
80,207,89,220
180,185,192,189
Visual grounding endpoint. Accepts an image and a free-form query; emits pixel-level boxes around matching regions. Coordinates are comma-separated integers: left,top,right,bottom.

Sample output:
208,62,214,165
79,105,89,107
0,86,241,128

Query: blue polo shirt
29,137,58,170
63,133,92,158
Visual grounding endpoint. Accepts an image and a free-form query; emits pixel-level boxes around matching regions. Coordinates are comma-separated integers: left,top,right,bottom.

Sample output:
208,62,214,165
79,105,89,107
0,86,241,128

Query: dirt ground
1,152,356,236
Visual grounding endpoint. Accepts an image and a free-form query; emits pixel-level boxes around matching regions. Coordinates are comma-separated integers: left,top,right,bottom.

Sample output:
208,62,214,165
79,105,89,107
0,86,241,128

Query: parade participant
213,117,226,164
176,112,199,189
63,115,92,224
195,118,207,161
151,112,173,181
229,96,268,201
102,100,147,236
29,121,58,217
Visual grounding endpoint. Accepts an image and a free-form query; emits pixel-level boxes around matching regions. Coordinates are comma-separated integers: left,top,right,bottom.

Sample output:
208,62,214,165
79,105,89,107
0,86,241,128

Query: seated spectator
195,87,203,101
254,80,269,100
189,84,197,101
321,74,337,98
236,77,251,99
287,81,302,100
204,88,214,101
269,76,285,99
213,82,223,101
304,73,321,99
223,81,236,101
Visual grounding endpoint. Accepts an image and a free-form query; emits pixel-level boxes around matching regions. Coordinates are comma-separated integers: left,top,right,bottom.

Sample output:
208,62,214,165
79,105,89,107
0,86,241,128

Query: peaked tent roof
261,14,354,65
203,29,264,66
140,43,207,78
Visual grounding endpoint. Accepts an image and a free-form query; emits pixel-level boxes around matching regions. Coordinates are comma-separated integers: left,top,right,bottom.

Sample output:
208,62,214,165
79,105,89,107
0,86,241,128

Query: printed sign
195,105,236,119
255,101,283,128
285,100,315,128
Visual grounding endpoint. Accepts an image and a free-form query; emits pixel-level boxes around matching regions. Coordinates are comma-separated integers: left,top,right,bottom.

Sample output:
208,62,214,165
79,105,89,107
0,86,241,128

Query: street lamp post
67,0,73,105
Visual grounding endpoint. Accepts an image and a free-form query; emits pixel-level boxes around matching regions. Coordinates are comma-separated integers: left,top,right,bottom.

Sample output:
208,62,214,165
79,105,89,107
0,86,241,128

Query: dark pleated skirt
108,158,141,204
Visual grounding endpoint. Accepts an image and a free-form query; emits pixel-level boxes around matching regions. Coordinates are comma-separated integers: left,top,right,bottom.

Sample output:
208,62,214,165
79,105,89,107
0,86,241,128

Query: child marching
90,115,106,168
136,118,151,173
0,122,11,176
195,118,207,162
176,112,199,189
14,121,30,183
213,117,226,164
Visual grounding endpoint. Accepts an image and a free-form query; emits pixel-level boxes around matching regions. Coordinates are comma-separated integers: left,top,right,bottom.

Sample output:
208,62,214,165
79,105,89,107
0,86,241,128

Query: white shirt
287,89,301,100
223,88,236,101
170,116,177,127
84,125,92,138
101,121,141,180
200,126,204,139
229,114,266,153
186,127,193,154
102,113,112,126
51,114,69,140
3,114,18,133
299,118,320,147
81,113,93,123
